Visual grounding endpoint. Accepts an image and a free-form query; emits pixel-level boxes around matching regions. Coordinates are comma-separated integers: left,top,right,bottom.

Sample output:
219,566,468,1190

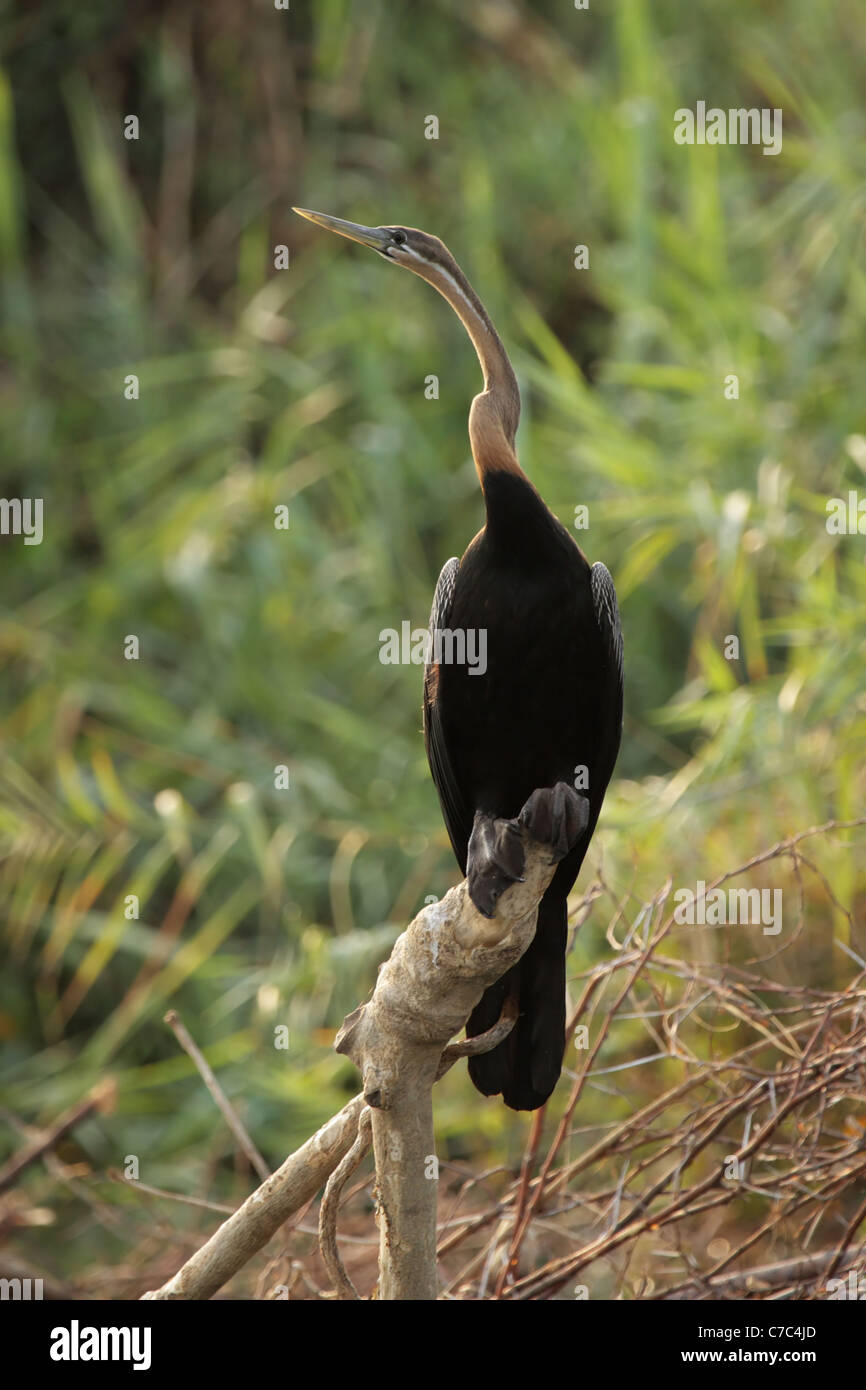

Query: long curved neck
413,257,525,492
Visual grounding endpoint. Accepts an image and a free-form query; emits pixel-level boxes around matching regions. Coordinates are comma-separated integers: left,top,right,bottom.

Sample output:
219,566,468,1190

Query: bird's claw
517,782,589,861
466,811,526,917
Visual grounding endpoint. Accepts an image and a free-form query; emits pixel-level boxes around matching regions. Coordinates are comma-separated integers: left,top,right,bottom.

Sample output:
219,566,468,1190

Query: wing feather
422,557,472,869
590,560,624,734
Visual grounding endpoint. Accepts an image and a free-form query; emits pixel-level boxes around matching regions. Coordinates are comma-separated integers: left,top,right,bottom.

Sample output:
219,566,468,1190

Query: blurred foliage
0,0,864,1291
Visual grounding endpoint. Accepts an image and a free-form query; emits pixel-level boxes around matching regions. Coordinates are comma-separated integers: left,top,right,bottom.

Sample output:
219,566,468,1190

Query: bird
293,208,623,1110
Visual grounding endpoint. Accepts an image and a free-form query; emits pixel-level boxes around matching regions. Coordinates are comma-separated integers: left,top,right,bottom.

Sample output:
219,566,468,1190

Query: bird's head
292,207,457,286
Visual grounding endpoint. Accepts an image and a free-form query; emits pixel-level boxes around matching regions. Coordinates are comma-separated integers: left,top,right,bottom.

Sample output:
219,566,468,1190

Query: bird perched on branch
294,208,623,1110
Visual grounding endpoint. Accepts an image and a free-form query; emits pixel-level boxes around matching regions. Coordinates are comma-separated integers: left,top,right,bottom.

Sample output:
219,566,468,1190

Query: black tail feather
467,891,567,1111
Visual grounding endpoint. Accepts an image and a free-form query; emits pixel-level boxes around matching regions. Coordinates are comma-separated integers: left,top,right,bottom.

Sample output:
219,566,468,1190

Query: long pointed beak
292,207,391,252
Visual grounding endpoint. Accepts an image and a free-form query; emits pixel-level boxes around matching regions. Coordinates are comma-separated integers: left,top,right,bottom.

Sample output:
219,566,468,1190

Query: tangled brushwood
434,820,866,1300
121,819,865,1301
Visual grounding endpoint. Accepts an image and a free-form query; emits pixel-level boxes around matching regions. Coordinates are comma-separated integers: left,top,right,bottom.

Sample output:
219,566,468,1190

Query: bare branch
142,836,557,1300
0,1080,117,1197
164,1009,270,1183
318,1107,373,1301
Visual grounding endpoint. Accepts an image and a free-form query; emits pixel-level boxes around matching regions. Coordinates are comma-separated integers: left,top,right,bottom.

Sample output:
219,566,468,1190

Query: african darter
294,208,623,1110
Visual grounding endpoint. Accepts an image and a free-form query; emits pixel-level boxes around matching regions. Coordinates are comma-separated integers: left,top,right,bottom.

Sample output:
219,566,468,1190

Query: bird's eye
391,230,407,246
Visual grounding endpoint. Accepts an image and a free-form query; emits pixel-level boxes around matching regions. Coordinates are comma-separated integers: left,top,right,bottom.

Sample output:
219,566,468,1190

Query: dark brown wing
422,556,472,871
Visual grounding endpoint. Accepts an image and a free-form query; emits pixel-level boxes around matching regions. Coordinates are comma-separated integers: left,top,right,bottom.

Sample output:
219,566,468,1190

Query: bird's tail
466,890,567,1111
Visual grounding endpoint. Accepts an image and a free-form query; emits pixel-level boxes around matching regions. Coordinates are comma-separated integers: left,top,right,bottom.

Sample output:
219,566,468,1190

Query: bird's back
430,493,615,875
